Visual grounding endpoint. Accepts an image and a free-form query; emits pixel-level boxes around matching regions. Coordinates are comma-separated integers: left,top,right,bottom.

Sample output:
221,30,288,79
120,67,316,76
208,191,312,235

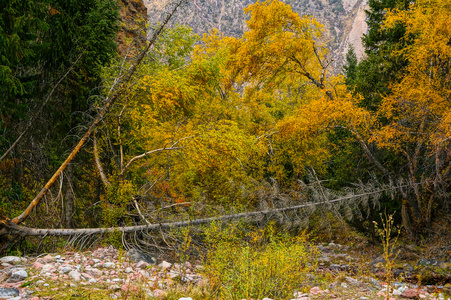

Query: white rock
393,289,402,296
340,282,348,289
159,261,172,270
0,256,22,264
69,270,81,281
262,298,274,300
103,262,115,269
88,278,96,283
40,264,54,274
9,270,28,282
124,267,134,273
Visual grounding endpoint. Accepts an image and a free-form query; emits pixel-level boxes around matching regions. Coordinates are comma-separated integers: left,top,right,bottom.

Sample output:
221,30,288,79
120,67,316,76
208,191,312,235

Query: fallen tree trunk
1,187,403,236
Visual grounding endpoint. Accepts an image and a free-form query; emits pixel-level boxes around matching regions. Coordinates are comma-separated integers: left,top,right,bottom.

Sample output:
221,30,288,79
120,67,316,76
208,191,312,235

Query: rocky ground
0,242,450,300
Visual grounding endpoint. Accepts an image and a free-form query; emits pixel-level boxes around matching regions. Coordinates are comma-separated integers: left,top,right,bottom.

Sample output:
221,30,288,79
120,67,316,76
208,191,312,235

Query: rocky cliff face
143,0,368,71
118,0,148,56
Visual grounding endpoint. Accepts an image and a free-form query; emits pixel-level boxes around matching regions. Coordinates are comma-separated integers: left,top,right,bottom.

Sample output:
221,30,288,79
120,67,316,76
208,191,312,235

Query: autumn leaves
81,0,451,233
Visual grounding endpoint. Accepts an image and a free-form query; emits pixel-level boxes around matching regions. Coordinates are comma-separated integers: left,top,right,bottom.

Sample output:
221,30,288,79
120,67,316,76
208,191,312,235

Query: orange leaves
274,95,374,176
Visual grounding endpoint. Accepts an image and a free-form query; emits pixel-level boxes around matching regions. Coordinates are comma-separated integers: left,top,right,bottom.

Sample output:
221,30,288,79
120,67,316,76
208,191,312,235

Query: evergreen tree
353,0,411,111
342,45,357,90
0,0,119,228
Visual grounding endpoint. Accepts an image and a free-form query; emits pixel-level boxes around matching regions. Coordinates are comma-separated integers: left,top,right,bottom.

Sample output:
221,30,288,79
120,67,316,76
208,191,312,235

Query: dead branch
1,185,410,237
120,144,181,176
93,131,110,187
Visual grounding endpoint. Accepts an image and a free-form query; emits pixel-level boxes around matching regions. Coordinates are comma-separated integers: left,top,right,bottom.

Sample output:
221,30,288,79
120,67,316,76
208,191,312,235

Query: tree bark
64,165,75,228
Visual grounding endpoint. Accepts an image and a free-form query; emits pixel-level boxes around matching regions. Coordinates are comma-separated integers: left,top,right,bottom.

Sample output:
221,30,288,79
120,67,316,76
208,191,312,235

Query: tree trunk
64,165,75,228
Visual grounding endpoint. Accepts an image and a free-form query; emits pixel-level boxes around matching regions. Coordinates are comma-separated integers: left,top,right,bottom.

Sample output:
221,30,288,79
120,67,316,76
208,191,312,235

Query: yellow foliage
374,0,451,150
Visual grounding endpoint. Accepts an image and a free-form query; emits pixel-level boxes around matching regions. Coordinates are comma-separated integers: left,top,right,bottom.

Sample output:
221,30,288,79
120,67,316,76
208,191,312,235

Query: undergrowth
201,221,319,300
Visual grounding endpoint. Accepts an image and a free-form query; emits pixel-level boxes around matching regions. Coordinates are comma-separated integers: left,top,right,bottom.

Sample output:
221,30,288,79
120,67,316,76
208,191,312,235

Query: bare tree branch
93,131,110,187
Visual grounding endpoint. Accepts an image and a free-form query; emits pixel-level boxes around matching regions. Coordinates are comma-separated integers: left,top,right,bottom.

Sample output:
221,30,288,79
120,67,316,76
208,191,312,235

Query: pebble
103,262,115,269
61,266,73,274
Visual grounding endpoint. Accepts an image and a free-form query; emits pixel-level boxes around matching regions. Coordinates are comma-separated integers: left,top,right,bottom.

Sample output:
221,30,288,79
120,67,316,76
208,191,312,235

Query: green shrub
203,222,318,300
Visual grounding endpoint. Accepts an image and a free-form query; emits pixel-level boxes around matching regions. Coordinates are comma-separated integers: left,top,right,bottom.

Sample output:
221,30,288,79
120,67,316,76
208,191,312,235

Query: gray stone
417,258,440,266
0,256,22,264
0,287,19,297
61,266,73,274
128,249,156,265
88,268,103,277
8,270,28,282
124,267,134,273
345,276,360,286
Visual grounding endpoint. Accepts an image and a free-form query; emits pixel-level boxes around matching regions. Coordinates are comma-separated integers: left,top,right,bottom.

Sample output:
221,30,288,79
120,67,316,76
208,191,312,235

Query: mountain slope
143,0,368,70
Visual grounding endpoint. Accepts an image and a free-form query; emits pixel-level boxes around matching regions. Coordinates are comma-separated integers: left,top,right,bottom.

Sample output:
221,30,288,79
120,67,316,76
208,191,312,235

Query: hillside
143,0,368,69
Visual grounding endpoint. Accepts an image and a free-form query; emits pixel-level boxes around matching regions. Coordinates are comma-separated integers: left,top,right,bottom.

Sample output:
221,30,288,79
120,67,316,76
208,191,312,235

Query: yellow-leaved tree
369,0,451,234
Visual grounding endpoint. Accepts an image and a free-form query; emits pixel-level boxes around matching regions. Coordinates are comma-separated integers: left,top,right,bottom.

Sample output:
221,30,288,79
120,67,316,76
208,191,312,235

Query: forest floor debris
0,242,450,299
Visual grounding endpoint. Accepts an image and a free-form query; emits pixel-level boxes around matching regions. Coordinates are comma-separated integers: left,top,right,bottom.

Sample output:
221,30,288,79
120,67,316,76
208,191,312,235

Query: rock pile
0,246,201,299
0,243,450,299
